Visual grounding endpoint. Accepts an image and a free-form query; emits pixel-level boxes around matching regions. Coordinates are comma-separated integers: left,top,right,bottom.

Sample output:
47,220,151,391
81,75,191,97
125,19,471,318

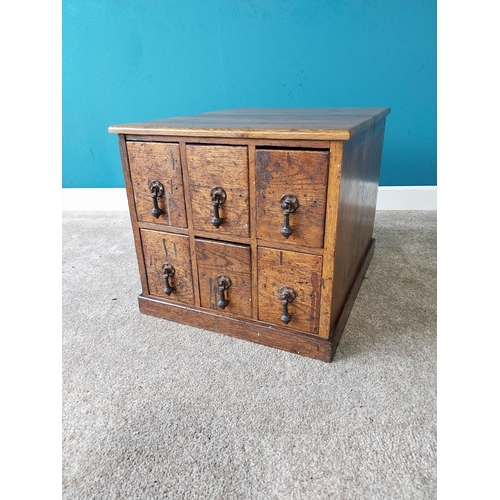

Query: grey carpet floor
62,210,436,500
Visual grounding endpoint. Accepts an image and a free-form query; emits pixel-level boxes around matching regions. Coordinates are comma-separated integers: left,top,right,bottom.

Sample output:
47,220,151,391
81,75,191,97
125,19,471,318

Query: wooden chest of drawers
109,108,390,362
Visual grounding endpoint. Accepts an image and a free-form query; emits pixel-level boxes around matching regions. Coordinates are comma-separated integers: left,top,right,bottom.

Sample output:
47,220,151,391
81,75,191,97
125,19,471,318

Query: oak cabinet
109,107,390,362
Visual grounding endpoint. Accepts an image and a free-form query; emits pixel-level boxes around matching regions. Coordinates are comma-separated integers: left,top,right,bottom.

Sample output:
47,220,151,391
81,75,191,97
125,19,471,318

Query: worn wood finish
126,141,187,227
317,141,343,338
255,149,329,248
329,118,387,326
109,108,391,141
110,108,390,362
257,247,323,334
125,135,331,149
140,229,195,305
247,144,260,319
118,135,150,293
186,145,250,238
195,239,252,318
178,141,202,307
138,294,335,362
330,238,375,354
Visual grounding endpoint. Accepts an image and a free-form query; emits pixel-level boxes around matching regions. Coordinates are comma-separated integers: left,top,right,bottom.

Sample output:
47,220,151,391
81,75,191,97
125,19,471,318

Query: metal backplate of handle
216,274,232,309
279,285,297,324
211,187,227,228
280,194,299,238
149,180,164,219
162,262,175,295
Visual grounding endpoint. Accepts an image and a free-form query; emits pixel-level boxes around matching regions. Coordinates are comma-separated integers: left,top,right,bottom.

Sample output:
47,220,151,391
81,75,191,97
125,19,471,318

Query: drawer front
255,149,329,248
258,247,323,334
141,229,195,304
195,239,252,318
127,142,187,227
186,145,250,238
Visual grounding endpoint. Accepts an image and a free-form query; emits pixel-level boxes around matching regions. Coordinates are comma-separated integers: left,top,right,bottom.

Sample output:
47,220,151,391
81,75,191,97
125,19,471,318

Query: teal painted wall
63,0,436,188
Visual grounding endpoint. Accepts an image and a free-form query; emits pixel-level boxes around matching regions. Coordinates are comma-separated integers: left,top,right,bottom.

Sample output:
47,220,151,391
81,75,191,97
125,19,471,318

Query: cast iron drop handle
162,262,175,296
280,194,299,238
279,285,297,324
211,187,227,228
149,180,164,219
216,274,232,309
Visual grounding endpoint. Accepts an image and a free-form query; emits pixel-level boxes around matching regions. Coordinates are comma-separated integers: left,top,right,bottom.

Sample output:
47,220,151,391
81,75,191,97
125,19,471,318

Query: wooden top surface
108,107,391,140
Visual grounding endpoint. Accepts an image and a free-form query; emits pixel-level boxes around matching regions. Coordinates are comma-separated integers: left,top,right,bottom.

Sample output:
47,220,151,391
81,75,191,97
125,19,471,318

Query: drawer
255,149,329,248
127,142,188,227
195,238,252,318
140,229,195,304
258,247,323,334
186,145,250,238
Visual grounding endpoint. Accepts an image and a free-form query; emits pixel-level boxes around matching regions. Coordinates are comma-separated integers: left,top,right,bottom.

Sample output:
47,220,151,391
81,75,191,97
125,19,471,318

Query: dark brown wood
118,135,149,294
126,141,188,227
195,238,252,319
255,149,329,248
329,238,375,354
110,108,390,362
136,237,375,362
138,294,334,362
178,141,202,307
137,221,189,235
140,229,195,305
329,119,386,326
185,145,250,238
108,107,391,140
257,247,323,334
125,135,331,149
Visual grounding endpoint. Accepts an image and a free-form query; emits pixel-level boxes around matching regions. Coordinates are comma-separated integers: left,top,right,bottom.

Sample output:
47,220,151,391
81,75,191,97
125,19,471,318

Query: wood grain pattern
247,144,260,319
255,149,329,248
127,141,187,227
138,294,335,362
140,229,195,305
111,108,391,361
195,239,252,318
178,141,202,307
118,135,150,294
318,141,343,337
137,239,375,362
258,247,323,334
125,135,331,149
329,118,387,325
109,108,391,141
186,145,250,238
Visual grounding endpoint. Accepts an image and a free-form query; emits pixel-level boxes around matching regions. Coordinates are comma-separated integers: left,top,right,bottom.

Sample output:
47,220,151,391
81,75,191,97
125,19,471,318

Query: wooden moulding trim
192,230,251,246
247,144,260,320
328,238,376,353
318,140,343,338
109,127,352,141
178,141,202,307
136,222,189,235
138,295,335,362
123,135,331,149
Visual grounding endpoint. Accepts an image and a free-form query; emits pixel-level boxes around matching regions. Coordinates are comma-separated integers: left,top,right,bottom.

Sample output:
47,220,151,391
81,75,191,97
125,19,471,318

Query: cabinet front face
195,239,252,318
186,145,250,238
255,149,329,248
127,142,188,227
258,247,323,334
141,229,195,304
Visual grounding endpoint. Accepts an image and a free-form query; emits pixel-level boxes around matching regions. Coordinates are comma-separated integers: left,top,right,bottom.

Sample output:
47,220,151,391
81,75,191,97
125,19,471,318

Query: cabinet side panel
330,118,386,328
